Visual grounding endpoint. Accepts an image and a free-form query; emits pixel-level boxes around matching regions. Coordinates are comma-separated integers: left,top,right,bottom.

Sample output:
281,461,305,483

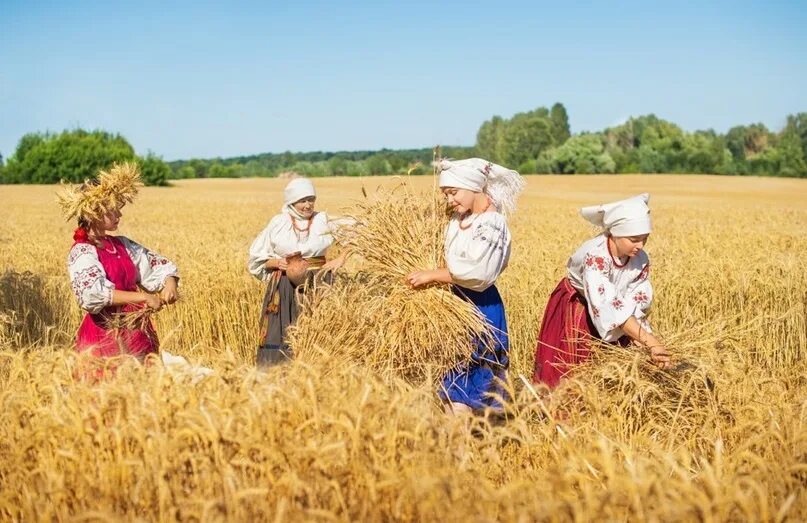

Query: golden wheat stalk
289,179,491,382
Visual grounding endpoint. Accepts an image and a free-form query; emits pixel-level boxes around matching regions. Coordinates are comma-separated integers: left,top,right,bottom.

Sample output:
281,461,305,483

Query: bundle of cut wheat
289,181,491,383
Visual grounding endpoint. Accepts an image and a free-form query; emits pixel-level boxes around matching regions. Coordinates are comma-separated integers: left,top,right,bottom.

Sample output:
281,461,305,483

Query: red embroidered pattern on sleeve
633,290,649,304
611,298,624,310
68,244,96,265
146,251,170,268
71,266,105,303
584,254,609,273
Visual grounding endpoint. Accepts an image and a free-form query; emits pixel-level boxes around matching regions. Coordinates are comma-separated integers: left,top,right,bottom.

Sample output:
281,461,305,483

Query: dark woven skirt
256,270,331,367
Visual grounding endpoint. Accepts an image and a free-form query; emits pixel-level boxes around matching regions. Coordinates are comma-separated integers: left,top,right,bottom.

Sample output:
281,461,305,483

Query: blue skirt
440,284,509,410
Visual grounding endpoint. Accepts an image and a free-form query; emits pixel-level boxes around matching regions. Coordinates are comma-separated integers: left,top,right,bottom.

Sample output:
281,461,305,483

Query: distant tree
328,156,349,176
208,162,239,178
476,116,506,163
725,124,771,161
280,151,295,168
187,159,209,178
3,130,136,184
517,159,537,174
382,151,409,172
289,161,330,177
682,132,731,174
12,133,47,164
346,160,370,177
501,112,554,167
784,113,807,161
366,155,393,175
550,102,571,145
536,134,615,174
175,165,197,179
763,127,807,177
138,153,171,186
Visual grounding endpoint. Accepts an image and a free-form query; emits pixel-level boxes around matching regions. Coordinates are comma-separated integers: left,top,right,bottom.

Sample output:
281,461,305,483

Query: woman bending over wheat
532,193,671,388
59,162,179,360
406,159,525,414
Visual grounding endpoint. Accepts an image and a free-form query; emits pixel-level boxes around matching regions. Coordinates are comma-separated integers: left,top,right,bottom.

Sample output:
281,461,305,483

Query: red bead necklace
289,213,313,235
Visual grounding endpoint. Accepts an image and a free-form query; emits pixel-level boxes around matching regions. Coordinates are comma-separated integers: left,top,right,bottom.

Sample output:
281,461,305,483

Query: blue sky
1,0,805,161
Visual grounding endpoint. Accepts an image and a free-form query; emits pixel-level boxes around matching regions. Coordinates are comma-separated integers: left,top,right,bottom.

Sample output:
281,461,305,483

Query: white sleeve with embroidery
119,237,179,293
625,264,654,333
247,218,280,282
446,214,510,292
67,243,115,314
580,254,640,342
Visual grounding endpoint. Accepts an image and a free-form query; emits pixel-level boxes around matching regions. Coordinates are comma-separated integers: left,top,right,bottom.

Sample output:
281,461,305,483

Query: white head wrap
580,193,652,237
437,158,525,215
283,177,316,207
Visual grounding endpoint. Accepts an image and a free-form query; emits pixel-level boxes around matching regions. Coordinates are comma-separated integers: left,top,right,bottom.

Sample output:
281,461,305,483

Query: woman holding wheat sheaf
532,193,672,388
406,158,525,415
58,162,179,360
248,177,346,366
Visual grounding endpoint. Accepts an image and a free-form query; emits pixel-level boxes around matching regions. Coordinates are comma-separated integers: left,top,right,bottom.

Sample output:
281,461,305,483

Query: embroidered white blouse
444,211,511,292
67,237,179,314
567,234,653,342
248,211,334,282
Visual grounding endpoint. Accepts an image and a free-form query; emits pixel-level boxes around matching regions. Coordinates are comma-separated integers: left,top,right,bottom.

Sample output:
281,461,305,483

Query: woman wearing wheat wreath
248,178,346,366
58,162,179,360
532,193,672,388
406,158,524,414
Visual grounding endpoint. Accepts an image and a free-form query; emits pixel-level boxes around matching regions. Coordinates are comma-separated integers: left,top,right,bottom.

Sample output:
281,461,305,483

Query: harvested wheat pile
289,182,490,382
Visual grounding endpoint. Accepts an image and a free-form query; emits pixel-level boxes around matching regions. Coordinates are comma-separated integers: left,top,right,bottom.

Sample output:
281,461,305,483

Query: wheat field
1,174,805,521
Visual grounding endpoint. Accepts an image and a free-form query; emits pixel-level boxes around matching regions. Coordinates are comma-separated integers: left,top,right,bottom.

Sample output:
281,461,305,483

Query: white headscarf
580,193,652,237
437,158,525,215
282,177,316,209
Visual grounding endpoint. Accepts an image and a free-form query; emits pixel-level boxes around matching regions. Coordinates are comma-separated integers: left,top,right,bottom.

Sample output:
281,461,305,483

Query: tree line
0,130,171,186
478,109,807,177
1,105,805,185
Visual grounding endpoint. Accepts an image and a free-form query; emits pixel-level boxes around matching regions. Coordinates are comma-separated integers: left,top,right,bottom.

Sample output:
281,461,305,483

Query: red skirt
532,278,615,388
76,303,158,359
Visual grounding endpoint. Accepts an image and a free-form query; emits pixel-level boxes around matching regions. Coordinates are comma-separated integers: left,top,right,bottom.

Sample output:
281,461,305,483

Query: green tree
3,130,137,184
366,155,392,175
501,112,554,167
187,159,209,178
12,133,47,164
345,160,370,177
138,153,171,186
550,102,571,145
175,165,197,179
328,156,349,176
784,113,807,161
475,116,506,163
757,129,807,177
289,161,330,177
725,124,771,161
208,162,235,178
536,134,615,174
